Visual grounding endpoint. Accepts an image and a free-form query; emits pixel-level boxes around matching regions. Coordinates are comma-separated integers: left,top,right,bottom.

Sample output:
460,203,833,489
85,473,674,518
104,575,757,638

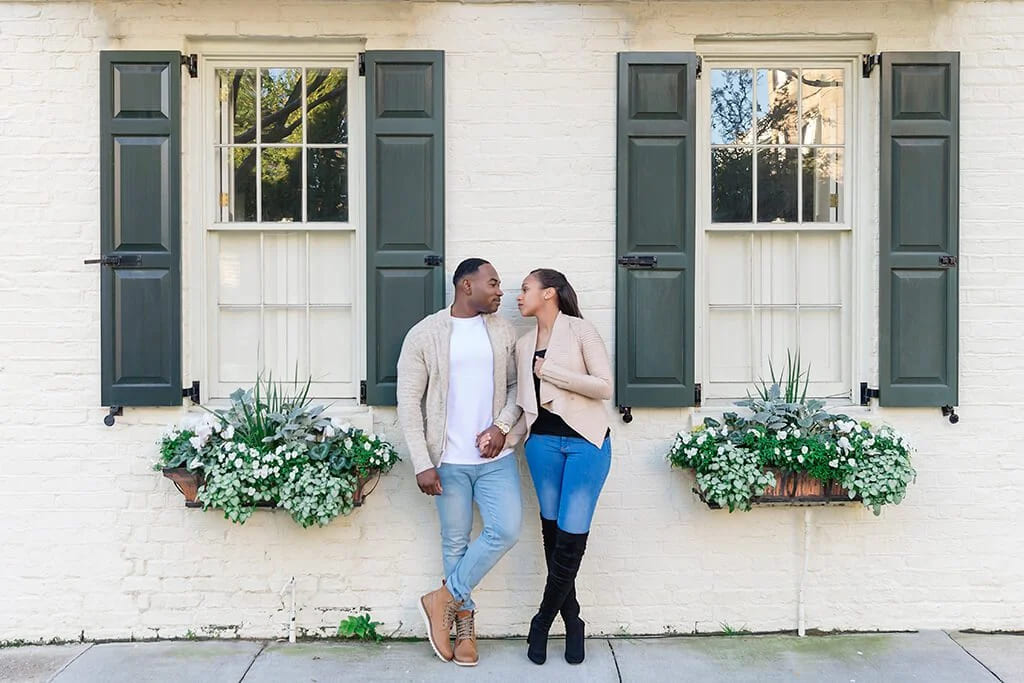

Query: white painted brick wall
2,0,1023,642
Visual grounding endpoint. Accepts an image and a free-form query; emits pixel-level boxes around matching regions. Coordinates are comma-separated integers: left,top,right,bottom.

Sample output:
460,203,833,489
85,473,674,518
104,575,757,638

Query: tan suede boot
419,583,458,662
453,610,478,667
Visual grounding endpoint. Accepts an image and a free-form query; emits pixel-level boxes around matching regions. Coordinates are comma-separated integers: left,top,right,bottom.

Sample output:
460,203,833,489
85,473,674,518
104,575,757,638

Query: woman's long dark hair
530,268,583,319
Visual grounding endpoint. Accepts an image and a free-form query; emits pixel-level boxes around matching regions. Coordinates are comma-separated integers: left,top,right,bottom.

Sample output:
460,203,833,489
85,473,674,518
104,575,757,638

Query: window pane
218,233,261,305
758,232,797,305
310,308,352,382
711,69,753,144
712,148,752,222
307,149,348,222
217,68,256,144
307,68,348,144
707,233,751,305
802,69,844,145
708,310,753,382
263,232,306,305
757,147,798,222
219,309,260,384
798,232,844,305
260,68,302,144
309,232,353,305
802,148,843,223
263,308,308,379
756,69,799,145
756,308,798,379
798,308,844,383
218,147,256,221
261,147,302,222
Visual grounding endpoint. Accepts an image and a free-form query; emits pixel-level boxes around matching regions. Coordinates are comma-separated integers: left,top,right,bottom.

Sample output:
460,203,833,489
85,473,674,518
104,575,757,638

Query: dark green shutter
615,53,697,408
99,51,182,407
879,52,959,407
364,51,445,405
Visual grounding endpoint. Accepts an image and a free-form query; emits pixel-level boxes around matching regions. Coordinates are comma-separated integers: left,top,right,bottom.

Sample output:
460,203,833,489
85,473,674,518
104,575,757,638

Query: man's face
466,263,504,314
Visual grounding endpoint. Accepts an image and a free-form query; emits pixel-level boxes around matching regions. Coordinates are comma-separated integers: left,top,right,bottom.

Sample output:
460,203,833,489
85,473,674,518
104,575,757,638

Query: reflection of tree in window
223,68,348,222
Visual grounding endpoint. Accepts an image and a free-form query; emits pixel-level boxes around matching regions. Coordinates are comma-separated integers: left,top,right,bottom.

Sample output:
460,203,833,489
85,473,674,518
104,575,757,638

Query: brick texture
1,0,1022,642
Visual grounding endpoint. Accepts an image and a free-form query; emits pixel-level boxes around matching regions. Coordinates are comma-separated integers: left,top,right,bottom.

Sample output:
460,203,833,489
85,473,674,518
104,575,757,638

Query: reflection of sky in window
711,69,752,145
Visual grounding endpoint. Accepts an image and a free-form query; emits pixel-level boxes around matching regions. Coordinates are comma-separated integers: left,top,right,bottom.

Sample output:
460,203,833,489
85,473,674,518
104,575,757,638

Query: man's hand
476,425,507,459
534,355,545,377
416,468,443,496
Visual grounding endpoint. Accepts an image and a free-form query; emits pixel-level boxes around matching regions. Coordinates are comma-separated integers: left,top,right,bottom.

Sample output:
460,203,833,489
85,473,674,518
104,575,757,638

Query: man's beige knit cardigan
396,308,523,475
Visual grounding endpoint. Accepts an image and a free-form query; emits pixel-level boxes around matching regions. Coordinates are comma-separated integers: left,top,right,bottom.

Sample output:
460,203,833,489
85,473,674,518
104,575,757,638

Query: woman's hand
533,356,545,377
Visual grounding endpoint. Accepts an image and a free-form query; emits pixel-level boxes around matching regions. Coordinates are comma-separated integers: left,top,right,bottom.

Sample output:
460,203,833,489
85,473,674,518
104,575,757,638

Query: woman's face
517,274,551,318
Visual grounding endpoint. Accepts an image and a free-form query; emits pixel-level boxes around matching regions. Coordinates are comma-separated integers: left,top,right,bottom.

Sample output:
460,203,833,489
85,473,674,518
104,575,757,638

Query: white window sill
186,400,375,430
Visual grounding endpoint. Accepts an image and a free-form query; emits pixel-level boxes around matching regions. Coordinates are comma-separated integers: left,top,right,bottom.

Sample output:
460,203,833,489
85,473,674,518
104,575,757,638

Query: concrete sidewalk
1,631,1020,683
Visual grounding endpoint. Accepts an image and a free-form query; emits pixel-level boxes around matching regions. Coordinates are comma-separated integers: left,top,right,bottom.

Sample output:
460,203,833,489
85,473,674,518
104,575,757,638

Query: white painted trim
185,43,367,404
695,53,866,404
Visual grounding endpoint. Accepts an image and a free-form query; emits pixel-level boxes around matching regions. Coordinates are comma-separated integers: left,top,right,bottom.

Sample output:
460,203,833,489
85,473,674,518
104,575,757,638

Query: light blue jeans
435,454,522,611
524,434,612,534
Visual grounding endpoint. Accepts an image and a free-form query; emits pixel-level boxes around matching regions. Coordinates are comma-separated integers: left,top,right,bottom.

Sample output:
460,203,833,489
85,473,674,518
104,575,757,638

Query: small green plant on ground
719,622,750,636
337,613,383,642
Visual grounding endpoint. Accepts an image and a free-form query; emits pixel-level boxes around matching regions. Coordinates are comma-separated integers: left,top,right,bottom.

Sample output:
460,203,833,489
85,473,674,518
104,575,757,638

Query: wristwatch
494,421,511,435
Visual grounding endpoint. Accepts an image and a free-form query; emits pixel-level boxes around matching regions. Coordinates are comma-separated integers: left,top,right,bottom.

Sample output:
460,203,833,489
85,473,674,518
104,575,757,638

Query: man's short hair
452,258,490,287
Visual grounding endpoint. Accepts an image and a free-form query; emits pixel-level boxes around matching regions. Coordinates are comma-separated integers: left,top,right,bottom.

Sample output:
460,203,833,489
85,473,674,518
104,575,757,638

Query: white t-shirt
442,315,513,466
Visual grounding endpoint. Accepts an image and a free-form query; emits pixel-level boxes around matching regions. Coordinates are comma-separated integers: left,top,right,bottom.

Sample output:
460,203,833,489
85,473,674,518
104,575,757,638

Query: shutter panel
615,53,697,408
879,52,959,407
364,51,445,405
99,51,183,407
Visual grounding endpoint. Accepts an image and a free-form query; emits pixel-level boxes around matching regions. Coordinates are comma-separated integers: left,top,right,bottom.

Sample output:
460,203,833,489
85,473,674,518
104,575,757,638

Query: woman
512,268,613,665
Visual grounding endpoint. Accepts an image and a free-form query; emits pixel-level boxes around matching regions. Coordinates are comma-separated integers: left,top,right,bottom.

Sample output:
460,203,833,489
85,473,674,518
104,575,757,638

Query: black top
532,348,605,441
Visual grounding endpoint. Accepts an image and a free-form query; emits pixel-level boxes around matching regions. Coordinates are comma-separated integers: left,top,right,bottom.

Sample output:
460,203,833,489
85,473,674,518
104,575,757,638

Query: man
397,258,523,667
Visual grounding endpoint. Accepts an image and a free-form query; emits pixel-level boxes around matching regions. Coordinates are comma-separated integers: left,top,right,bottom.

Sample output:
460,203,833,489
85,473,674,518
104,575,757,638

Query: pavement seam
606,638,623,683
944,630,1005,683
238,640,269,682
46,642,95,683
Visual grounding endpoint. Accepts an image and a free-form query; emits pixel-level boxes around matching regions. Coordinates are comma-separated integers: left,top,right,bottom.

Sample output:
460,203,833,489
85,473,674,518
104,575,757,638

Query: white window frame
184,39,367,406
694,37,876,406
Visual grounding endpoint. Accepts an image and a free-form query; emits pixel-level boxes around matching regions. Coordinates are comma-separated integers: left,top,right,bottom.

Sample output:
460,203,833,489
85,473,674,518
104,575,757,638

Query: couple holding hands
397,258,613,667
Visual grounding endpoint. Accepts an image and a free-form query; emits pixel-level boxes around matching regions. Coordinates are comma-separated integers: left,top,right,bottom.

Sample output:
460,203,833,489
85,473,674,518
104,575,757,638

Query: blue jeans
524,434,611,534
435,454,522,611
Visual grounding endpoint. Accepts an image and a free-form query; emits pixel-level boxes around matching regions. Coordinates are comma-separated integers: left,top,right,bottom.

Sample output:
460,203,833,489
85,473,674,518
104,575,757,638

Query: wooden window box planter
161,467,380,510
693,467,862,509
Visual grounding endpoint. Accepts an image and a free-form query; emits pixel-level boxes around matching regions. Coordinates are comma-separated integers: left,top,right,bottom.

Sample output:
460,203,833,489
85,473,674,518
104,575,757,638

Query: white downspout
798,509,811,637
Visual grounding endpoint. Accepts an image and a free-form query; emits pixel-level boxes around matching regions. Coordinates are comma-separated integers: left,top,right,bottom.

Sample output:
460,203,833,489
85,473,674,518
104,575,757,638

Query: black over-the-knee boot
526,526,589,665
538,517,586,663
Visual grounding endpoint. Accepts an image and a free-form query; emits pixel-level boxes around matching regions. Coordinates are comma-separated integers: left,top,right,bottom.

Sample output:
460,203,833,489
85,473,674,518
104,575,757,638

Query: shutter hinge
181,54,198,79
104,406,123,427
618,406,633,423
859,382,880,406
939,255,959,268
359,380,367,404
358,53,366,77
861,53,881,79
696,56,703,79
182,380,201,404
694,382,702,407
941,405,960,424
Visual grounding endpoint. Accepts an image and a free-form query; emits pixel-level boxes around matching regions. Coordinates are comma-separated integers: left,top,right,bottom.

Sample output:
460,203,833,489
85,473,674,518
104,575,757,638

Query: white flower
825,442,831,451
681,433,692,444
234,458,243,468
837,436,852,452
189,436,204,450
344,438,353,449
793,429,801,438
685,448,697,457
801,446,809,455
847,458,857,467
774,448,781,456
717,446,725,455
829,459,839,468
220,425,235,440
778,430,788,441
363,442,372,451
697,435,706,446
797,455,804,464
838,420,854,434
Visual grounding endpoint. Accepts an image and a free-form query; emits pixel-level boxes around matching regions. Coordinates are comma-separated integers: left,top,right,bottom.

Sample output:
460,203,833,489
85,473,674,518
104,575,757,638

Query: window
701,61,853,400
204,60,360,400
